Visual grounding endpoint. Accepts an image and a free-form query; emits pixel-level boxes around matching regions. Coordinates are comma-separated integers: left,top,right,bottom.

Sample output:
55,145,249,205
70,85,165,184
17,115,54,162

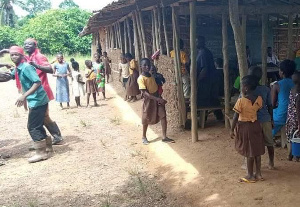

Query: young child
119,54,130,100
125,53,140,102
102,52,112,83
272,60,296,137
286,71,300,161
248,66,274,169
93,53,107,100
137,58,175,145
85,60,98,107
231,75,265,183
71,58,85,107
150,64,165,97
53,53,71,109
0,46,51,163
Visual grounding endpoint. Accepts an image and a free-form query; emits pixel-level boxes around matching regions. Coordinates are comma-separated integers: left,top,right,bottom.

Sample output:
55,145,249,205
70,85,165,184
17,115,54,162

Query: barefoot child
71,59,85,107
231,75,265,183
286,71,300,161
102,52,112,83
125,53,140,102
0,46,51,163
93,53,107,100
137,58,175,145
85,60,98,107
248,66,275,169
119,54,130,100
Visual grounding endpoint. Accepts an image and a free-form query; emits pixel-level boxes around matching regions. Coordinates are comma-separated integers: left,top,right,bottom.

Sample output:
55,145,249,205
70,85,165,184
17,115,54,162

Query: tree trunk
229,0,248,78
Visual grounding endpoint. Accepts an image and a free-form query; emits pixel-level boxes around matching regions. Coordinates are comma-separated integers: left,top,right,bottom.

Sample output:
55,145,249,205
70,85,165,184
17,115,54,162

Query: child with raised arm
286,71,300,161
231,75,265,183
0,46,51,163
85,60,98,107
137,58,175,145
71,58,85,107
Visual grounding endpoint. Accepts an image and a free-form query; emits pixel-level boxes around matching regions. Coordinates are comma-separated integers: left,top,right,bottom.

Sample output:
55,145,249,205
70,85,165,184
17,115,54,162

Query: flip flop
238,178,256,183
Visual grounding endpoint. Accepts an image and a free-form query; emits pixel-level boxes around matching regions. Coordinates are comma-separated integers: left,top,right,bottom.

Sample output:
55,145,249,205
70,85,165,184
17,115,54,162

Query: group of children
52,52,112,108
231,59,299,183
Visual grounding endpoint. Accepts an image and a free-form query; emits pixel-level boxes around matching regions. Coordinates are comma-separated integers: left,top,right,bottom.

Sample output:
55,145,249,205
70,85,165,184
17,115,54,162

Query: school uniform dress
233,96,265,157
11,62,49,141
54,62,70,103
138,74,166,125
93,62,105,92
126,59,140,96
72,71,85,97
119,62,130,88
85,68,97,94
272,78,294,136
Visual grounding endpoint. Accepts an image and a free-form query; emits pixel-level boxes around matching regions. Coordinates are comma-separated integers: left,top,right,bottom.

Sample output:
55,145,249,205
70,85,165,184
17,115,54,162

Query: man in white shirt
267,47,279,66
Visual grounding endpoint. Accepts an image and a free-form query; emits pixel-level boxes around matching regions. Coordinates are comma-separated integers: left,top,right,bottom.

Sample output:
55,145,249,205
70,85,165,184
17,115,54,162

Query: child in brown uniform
125,53,140,102
231,75,265,183
137,58,175,145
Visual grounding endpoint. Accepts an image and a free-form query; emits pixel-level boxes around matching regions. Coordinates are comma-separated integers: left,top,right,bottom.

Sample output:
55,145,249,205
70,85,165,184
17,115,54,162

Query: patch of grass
110,117,121,125
100,192,112,207
80,120,87,127
13,109,20,118
130,150,148,160
125,166,146,196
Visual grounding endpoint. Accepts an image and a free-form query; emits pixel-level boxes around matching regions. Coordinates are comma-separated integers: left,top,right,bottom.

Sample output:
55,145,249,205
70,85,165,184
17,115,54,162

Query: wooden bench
197,106,224,129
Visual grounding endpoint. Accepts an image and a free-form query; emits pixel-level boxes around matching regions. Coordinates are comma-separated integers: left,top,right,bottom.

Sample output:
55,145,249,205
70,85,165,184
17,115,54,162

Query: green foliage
59,0,79,9
22,0,51,16
15,8,92,55
0,26,16,49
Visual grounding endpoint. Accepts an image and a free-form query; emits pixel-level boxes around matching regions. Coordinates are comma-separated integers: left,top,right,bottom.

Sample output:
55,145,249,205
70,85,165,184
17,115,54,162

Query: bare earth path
1,74,300,207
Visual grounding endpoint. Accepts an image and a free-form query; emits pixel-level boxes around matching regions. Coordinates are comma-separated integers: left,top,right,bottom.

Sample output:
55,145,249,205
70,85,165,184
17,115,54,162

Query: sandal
162,137,175,143
142,137,150,145
238,178,256,183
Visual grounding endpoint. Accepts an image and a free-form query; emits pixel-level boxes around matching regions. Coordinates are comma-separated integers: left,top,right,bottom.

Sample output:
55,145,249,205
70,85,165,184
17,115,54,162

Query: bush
0,26,16,49
15,8,92,55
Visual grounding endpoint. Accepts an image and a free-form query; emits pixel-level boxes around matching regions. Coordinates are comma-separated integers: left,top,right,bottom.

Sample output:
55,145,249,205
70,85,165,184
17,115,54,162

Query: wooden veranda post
229,0,248,78
190,1,198,142
132,13,141,64
118,22,123,53
242,15,247,45
162,4,170,56
138,10,148,58
126,17,133,54
261,14,268,85
288,14,294,59
106,27,109,50
222,13,230,129
135,11,144,58
154,8,160,52
172,5,186,127
124,21,128,53
152,10,157,53
157,6,163,53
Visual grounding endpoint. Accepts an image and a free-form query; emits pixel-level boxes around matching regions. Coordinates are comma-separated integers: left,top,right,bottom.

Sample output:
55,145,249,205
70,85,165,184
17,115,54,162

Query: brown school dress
85,68,97,94
138,74,166,125
126,59,140,96
233,96,265,157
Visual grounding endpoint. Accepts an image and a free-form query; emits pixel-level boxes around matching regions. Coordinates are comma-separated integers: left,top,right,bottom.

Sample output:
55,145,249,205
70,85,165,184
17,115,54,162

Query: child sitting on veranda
231,75,265,183
137,58,175,145
0,46,51,163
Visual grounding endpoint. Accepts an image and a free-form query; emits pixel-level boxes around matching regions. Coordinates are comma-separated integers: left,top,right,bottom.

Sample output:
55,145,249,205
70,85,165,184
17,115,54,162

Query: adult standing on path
24,38,63,145
53,53,71,109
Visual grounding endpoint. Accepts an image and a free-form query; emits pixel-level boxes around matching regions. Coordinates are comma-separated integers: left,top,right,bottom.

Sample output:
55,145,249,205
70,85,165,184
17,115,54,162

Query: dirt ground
1,72,300,207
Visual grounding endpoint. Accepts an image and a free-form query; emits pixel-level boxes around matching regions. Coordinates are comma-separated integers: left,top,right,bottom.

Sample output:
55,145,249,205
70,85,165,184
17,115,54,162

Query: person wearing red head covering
0,46,52,163
24,38,63,145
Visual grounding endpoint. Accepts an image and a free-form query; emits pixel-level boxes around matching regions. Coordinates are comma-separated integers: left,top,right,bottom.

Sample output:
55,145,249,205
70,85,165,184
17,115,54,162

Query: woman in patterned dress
93,53,107,100
286,71,300,161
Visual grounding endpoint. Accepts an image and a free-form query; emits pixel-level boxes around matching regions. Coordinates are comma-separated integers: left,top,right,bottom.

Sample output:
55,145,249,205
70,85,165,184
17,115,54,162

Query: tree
16,8,92,55
21,0,51,16
0,0,23,26
59,0,78,9
0,26,16,49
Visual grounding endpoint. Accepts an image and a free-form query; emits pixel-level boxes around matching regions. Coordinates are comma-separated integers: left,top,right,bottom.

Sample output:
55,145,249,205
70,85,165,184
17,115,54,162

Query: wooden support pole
172,6,186,127
112,25,115,48
222,13,230,129
261,14,268,85
105,27,109,51
110,26,113,49
113,24,118,48
135,11,144,58
152,10,157,53
132,13,141,63
117,23,121,49
190,1,198,142
288,14,294,59
157,6,163,53
124,21,128,53
154,8,160,52
118,22,124,53
162,5,170,56
139,10,148,58
126,18,133,54
229,0,248,78
242,15,247,45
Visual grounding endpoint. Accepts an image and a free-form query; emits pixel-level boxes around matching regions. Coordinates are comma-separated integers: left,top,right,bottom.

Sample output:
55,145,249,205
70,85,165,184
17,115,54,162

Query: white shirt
267,53,279,65
119,63,130,78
